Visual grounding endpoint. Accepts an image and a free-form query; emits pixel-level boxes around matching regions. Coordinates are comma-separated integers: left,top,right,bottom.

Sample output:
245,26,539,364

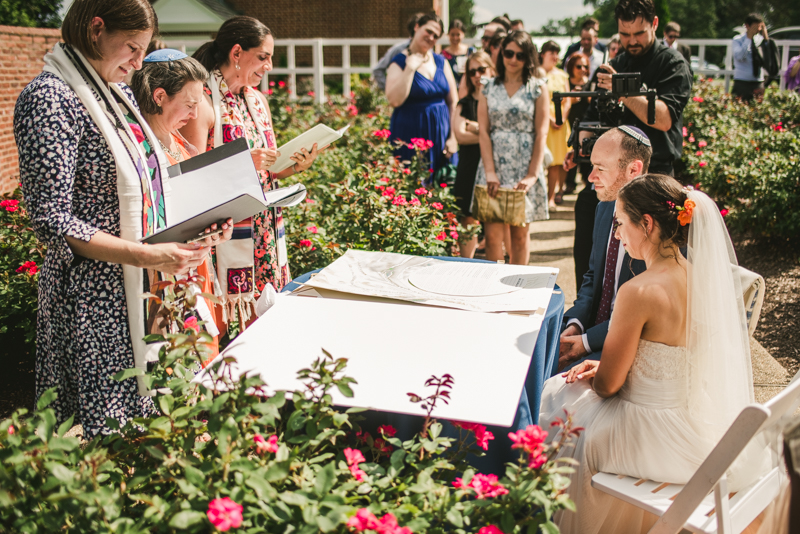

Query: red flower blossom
15,261,37,275
254,434,279,454
435,231,446,241
698,140,707,148
347,509,381,531
307,225,318,234
451,421,495,450
278,80,286,88
449,231,459,239
299,239,314,249
308,91,315,97
373,129,391,139
207,497,243,532
402,168,411,175
453,473,509,499
392,196,408,206
414,187,428,196
344,447,365,466
688,136,695,143
378,424,397,437
699,161,706,168
478,527,504,534
440,183,447,188
692,96,704,102
720,208,729,217
1,199,19,212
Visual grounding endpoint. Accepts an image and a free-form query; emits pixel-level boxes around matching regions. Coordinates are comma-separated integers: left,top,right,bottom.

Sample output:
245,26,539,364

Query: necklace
159,138,182,162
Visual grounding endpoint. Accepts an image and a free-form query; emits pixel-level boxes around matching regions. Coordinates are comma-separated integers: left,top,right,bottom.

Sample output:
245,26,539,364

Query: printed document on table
303,250,558,314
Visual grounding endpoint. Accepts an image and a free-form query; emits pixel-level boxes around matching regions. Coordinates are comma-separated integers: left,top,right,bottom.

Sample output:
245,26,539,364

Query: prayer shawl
207,70,288,325
43,44,172,395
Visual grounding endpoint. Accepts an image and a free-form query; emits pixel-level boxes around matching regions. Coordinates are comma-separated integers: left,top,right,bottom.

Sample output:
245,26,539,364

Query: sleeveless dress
453,94,480,216
539,340,715,534
544,68,571,167
474,78,549,223
389,53,454,173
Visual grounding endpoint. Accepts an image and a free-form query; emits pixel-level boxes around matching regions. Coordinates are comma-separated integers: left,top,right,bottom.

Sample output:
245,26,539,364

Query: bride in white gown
539,175,767,534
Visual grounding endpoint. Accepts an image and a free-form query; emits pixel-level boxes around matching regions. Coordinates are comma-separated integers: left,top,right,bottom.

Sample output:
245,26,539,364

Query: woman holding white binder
182,16,321,326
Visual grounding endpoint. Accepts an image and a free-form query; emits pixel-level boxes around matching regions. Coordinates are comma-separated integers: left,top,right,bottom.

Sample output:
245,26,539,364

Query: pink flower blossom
440,183,447,188
254,434,278,454
344,447,365,466
449,231,459,239
720,209,729,217
452,421,495,451
308,91,315,97
267,89,273,95
184,316,198,333
393,196,408,206
373,129,391,139
347,104,359,116
414,187,428,196
431,202,443,210
699,161,707,168
285,106,292,113
307,225,318,234
408,138,433,151
305,198,315,203
682,127,688,137
508,425,548,455
378,424,397,437
528,452,547,469
410,198,421,206
380,177,390,183
435,231,446,241
299,239,314,249
478,527,504,534
207,497,243,532
453,473,509,499
1,199,19,212
269,81,275,87
698,140,707,148
278,80,286,88
347,509,381,531
692,96,704,102
688,136,695,143
349,464,367,481
8,425,14,435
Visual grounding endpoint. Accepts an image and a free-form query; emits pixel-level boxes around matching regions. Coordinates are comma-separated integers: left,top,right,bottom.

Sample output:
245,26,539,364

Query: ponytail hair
193,16,272,72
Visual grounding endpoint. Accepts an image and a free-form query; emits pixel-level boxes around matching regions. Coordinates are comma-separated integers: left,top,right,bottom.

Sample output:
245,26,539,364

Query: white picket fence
165,37,800,103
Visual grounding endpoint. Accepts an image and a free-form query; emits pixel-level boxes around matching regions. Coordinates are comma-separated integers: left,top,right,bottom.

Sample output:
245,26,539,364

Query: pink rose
478,527,504,534
393,196,408,206
347,509,381,531
435,231,446,241
682,127,688,137
278,80,286,88
410,198,421,206
402,168,411,175
431,202,443,210
414,188,428,196
307,225,318,234
699,161,707,167
308,91,315,97
349,464,367,481
254,434,278,454
8,425,14,435
688,136,695,143
720,209,729,217
269,81,275,87
508,425,548,455
207,497,243,532
344,447,365,466
698,140,707,148
299,239,313,248
184,316,198,333
452,421,495,451
449,231,459,240
1,199,19,212
453,473,508,499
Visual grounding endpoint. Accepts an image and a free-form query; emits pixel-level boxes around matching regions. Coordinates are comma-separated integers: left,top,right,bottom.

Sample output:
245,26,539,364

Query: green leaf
429,422,442,439
112,368,144,382
280,491,308,507
168,510,206,529
446,509,463,528
314,461,337,497
246,474,272,499
336,382,354,398
184,465,205,487
46,463,75,483
317,515,337,533
539,521,559,534
345,407,366,413
57,414,75,437
265,461,290,482
501,511,514,534
157,394,174,416
143,334,165,343
36,388,58,411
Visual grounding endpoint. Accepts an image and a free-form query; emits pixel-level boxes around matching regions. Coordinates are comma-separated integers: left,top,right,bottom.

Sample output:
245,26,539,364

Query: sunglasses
502,49,525,61
468,66,487,77
575,64,589,70
666,33,680,39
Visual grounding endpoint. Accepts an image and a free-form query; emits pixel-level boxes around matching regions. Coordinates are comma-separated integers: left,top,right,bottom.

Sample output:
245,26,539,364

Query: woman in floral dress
182,16,320,325
13,0,231,437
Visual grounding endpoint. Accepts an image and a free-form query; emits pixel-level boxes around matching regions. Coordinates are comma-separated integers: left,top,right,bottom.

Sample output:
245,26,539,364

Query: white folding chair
736,266,765,337
591,373,800,534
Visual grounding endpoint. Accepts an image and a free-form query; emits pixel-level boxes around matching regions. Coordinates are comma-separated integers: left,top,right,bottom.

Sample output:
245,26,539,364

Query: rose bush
679,79,800,239
0,275,581,533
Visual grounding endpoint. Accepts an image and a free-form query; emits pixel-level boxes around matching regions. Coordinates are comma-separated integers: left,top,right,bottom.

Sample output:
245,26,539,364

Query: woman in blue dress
385,13,459,175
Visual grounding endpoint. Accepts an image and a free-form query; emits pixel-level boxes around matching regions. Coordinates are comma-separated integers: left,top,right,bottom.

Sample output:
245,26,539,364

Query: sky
472,0,593,31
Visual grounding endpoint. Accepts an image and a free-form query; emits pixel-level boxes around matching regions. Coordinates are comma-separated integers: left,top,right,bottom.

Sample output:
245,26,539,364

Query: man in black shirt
584,0,692,175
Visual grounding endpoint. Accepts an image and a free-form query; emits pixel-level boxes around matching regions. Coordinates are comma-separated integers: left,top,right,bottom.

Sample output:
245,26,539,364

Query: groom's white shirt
567,205,626,353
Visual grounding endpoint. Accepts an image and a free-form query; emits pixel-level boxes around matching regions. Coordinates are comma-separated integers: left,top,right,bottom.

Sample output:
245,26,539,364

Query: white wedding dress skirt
539,339,719,534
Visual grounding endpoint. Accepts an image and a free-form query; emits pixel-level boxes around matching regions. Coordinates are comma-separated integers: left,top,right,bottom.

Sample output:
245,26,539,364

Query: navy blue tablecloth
282,256,565,474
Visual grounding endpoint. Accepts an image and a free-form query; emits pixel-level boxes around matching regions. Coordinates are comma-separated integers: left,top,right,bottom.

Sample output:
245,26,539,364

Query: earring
235,62,241,70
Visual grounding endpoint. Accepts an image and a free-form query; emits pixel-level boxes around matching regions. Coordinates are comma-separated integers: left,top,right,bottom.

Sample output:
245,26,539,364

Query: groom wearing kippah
559,126,653,370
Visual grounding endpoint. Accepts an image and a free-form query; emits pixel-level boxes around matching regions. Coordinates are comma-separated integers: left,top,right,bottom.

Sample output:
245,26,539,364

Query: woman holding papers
131,50,226,356
385,13,459,175
182,16,320,326
13,0,232,437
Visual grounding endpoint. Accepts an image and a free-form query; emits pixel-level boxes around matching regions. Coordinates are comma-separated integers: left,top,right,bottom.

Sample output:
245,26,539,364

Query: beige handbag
471,185,530,227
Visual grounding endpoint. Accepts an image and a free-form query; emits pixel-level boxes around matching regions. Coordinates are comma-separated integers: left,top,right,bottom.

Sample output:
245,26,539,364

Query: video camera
552,73,657,163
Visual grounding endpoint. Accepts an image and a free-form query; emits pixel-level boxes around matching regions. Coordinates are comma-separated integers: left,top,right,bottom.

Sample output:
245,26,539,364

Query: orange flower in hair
676,199,696,226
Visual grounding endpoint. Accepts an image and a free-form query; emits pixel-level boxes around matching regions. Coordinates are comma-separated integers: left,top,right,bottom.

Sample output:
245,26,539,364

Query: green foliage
0,276,580,532
0,0,62,28
679,80,800,239
0,190,43,349
449,0,476,36
268,80,477,275
531,16,584,37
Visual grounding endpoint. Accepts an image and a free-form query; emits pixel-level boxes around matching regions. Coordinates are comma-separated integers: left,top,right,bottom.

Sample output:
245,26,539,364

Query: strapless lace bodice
621,339,688,409
630,339,687,381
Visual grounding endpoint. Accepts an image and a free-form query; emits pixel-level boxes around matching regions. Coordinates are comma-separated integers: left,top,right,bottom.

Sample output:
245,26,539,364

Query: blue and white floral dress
475,77,549,223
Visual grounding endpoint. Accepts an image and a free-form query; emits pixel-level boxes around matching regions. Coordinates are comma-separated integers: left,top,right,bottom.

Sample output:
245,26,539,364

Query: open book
270,123,350,174
142,138,307,245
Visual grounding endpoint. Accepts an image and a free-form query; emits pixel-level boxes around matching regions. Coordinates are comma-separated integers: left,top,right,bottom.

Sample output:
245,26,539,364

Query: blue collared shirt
732,33,764,82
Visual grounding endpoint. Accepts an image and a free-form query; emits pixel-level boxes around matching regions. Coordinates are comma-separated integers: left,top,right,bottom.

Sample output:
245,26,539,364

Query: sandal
554,192,564,205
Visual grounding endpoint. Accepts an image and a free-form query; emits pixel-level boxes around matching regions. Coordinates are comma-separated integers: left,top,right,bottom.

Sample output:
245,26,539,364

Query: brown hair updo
193,16,272,72
618,174,690,249
130,56,208,116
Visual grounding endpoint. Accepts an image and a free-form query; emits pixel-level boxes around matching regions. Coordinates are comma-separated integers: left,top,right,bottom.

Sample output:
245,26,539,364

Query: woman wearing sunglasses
474,31,550,265
451,51,495,258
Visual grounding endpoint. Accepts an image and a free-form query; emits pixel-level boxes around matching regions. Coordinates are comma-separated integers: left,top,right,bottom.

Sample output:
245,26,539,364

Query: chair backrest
736,265,765,337
649,374,800,533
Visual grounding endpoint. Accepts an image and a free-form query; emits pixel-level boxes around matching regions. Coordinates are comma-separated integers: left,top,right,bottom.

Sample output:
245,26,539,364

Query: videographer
568,0,692,176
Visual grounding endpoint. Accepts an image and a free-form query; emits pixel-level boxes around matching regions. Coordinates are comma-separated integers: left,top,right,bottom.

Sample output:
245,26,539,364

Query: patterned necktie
595,217,620,325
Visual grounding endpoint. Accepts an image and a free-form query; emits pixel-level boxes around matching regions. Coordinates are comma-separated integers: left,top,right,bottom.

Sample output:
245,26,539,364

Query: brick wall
227,0,434,67
0,25,61,195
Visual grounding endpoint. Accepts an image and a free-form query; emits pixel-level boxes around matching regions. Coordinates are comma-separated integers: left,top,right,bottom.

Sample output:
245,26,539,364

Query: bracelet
292,162,300,174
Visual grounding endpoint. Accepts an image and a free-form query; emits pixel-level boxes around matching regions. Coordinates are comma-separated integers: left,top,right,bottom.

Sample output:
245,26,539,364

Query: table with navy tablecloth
282,256,565,474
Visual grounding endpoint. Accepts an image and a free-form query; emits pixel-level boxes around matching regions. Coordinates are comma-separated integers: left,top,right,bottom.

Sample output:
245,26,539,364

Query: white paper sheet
270,123,350,174
193,296,540,427
303,250,558,313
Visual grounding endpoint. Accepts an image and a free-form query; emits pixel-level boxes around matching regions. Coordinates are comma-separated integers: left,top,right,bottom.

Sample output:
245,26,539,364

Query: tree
449,0,476,36
531,16,584,37
0,0,62,28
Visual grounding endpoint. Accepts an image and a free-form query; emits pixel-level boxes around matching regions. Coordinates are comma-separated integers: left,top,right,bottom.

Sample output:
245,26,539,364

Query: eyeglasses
666,33,680,39
467,66,487,77
502,49,525,61
575,64,589,70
